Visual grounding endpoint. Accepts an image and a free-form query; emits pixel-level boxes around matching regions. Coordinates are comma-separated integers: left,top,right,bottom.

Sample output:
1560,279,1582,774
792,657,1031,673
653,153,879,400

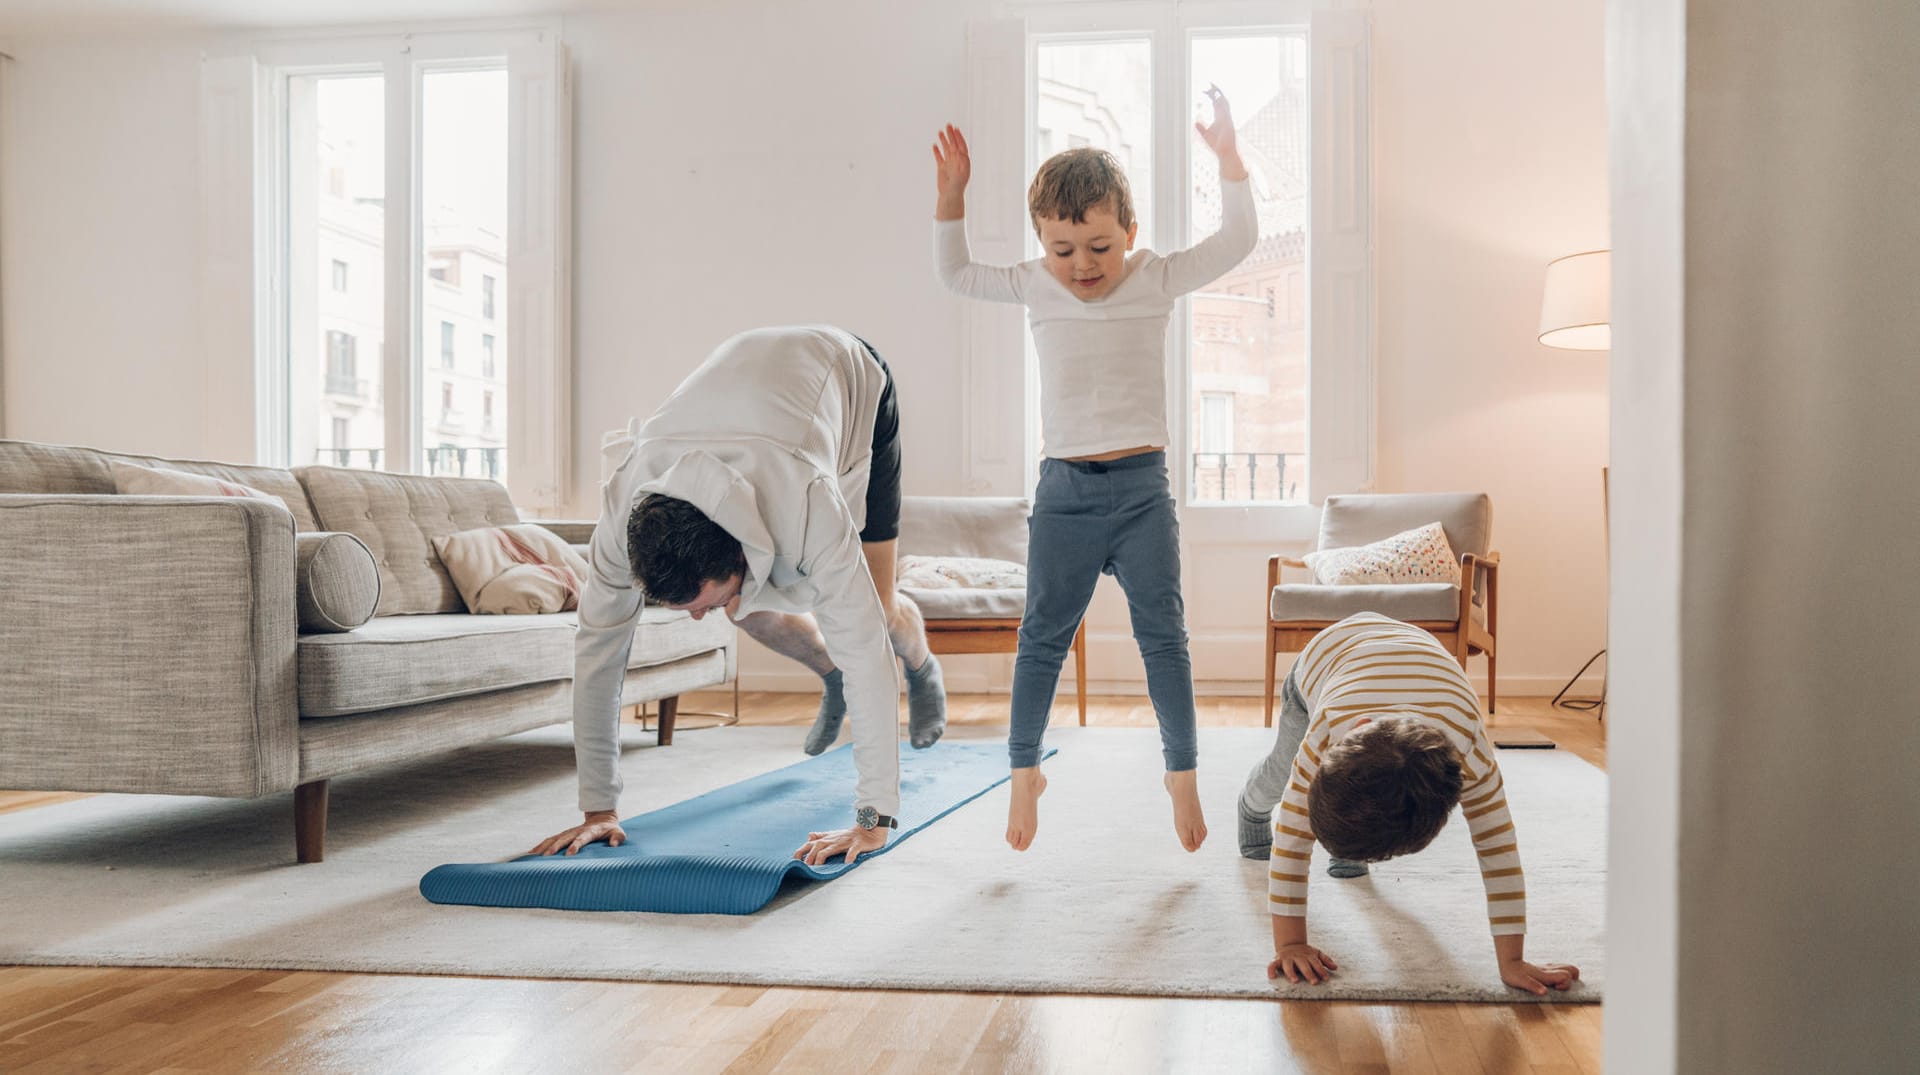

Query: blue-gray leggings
1008,451,1198,771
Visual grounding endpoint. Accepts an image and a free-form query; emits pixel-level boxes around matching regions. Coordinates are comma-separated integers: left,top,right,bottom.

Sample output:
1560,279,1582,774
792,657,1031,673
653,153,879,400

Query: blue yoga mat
420,742,1050,915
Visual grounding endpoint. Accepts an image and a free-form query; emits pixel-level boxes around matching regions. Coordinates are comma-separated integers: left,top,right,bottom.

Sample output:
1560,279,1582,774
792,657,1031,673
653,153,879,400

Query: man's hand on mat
1499,958,1581,996
793,825,888,867
1268,943,1339,985
528,811,627,857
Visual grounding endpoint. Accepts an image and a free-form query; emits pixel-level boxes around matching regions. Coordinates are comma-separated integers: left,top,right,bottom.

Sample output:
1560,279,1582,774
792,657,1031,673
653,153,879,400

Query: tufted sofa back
295,466,521,616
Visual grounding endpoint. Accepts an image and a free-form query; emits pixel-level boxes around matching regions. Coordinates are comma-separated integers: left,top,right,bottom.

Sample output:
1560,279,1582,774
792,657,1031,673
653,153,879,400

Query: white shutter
961,18,1029,495
1307,8,1374,500
199,52,267,464
506,34,573,514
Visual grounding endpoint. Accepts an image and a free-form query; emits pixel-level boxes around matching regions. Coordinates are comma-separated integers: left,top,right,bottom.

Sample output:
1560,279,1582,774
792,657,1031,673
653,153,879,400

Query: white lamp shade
1539,249,1611,350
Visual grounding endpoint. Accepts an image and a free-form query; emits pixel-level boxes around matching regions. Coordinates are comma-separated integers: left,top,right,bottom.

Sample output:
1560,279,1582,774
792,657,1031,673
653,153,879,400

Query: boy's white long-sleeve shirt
573,325,901,817
933,177,1258,459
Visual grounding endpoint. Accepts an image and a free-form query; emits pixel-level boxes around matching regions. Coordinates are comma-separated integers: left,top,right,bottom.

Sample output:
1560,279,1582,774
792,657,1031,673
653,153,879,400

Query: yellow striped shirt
1268,612,1527,936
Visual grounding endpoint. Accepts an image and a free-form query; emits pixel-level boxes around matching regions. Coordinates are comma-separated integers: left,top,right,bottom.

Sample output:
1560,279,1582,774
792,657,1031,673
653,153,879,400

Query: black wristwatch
855,805,899,831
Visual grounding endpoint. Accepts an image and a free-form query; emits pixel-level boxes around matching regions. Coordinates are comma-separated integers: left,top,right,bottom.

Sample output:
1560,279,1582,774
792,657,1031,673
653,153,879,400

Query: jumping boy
1241,611,1581,994
932,87,1257,852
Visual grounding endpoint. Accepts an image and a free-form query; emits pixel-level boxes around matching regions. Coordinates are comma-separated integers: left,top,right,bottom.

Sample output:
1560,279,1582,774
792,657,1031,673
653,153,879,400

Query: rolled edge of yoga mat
419,742,1055,915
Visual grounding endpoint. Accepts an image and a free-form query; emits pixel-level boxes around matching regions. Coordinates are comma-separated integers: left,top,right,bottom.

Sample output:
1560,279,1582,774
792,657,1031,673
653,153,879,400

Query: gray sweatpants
1239,667,1366,874
1241,667,1312,813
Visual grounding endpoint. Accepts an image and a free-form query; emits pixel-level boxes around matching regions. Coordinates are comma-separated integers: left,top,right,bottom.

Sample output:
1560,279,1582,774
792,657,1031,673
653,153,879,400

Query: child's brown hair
1027,147,1136,236
1307,719,1464,862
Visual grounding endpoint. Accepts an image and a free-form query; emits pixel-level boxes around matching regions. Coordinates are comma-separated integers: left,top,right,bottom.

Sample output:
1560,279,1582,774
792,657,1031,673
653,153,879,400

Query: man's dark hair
626,494,746,605
1307,719,1464,862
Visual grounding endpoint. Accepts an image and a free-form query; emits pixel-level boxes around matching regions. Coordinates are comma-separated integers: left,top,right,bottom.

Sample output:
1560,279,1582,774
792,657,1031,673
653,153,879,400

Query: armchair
1265,493,1500,723
897,496,1087,725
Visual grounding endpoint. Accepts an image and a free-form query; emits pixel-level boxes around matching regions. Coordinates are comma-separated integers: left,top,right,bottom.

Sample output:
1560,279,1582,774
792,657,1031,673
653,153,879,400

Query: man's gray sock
904,654,947,749
1328,858,1369,879
803,669,847,755
1237,796,1273,861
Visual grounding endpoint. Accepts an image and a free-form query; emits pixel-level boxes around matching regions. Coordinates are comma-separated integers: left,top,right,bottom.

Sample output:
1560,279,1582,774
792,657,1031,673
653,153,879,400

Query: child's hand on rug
528,810,627,857
1499,958,1581,996
793,825,889,867
1493,934,1580,995
1268,943,1339,985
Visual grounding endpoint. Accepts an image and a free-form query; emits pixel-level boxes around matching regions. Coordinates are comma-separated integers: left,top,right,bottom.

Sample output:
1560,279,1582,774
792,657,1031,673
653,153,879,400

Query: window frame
978,2,1371,544
201,25,571,511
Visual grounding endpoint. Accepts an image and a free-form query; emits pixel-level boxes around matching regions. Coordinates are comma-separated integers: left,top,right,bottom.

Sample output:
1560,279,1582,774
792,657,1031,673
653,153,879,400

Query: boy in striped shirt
1239,612,1581,994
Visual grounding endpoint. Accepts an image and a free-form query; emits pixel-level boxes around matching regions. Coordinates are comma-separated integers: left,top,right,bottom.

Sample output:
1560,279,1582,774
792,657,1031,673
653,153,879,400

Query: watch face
856,806,878,830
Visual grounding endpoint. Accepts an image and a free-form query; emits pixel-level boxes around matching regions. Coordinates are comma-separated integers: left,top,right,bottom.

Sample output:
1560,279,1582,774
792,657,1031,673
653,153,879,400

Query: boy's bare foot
1006,767,1047,851
1164,770,1208,851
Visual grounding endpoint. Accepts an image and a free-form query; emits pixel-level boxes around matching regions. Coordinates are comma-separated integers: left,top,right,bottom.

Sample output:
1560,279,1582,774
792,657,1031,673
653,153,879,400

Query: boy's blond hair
1027,148,1136,236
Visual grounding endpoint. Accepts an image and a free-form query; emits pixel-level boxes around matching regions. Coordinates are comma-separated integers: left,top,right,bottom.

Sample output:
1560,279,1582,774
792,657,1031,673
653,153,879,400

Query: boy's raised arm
933,124,970,222
1152,87,1258,296
931,124,1028,304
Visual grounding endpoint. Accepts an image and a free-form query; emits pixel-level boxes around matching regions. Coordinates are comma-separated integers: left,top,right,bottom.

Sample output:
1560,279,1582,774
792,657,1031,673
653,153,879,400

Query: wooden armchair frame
921,618,1088,726
1262,552,1501,725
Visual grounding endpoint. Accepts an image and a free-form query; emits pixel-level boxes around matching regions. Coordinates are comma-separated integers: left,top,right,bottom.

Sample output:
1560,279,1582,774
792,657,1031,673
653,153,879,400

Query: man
531,325,947,867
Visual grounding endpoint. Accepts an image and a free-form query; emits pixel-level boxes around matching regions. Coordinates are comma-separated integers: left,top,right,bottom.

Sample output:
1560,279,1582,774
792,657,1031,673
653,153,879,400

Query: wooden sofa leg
1487,650,1498,713
295,780,329,864
657,695,678,746
1264,627,1278,728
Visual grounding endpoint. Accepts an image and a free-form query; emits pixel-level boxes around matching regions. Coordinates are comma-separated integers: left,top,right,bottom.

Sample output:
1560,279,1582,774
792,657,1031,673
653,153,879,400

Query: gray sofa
0,439,736,862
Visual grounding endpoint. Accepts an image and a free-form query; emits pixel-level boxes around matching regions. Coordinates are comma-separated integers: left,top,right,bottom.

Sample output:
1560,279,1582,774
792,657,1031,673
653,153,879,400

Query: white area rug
0,725,1604,1002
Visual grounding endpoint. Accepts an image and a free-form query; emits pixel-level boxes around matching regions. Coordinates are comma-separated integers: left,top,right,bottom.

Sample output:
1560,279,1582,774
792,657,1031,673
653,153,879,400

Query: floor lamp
1538,249,1610,716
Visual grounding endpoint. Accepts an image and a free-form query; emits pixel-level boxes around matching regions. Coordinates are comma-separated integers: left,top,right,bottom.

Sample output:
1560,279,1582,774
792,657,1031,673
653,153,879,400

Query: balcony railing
1190,452,1302,503
424,446,504,481
315,446,504,482
324,374,371,399
316,448,384,470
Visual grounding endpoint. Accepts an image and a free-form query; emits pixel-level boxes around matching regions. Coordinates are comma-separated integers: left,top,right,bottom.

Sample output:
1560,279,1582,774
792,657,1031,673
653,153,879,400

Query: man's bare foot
1006,767,1048,851
1164,770,1208,851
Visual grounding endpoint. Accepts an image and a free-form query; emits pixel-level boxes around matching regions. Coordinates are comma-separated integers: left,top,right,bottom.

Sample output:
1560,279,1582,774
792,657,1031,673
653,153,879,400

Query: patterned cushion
0,438,321,531
1304,522,1461,586
109,459,289,512
432,525,591,615
898,554,1028,620
296,467,520,616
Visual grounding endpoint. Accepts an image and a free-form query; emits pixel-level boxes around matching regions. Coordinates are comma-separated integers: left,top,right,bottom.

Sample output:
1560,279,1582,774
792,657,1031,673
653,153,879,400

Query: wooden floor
0,693,1606,1074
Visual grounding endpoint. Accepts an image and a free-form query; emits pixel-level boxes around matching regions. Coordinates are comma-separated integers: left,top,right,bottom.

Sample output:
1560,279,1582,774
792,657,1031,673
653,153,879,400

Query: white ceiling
0,0,644,37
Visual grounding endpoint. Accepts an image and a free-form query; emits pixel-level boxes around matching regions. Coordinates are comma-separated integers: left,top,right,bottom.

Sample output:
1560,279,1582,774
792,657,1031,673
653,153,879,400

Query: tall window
1010,10,1370,515
1035,40,1153,246
1185,31,1308,503
288,73,385,472
258,34,558,500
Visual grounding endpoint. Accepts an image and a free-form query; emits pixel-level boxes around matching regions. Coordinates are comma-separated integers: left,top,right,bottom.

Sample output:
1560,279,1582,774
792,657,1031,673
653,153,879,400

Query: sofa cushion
297,607,735,717
109,459,290,512
1270,582,1482,624
0,438,320,530
904,587,1027,620
296,466,520,615
898,496,1031,563
432,524,590,615
295,532,381,632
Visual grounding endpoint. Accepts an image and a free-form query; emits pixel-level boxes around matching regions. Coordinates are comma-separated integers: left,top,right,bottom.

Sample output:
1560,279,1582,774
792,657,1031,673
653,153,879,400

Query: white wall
0,0,1613,697
1608,0,1920,1071
0,35,209,458
1371,0,1611,697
